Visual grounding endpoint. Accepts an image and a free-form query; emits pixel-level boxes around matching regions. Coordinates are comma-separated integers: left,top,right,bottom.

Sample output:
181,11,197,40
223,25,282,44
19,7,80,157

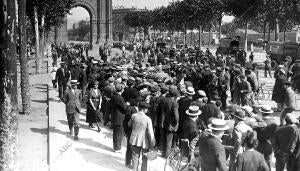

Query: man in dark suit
178,87,195,140
200,96,221,125
157,87,179,157
123,95,140,168
182,106,201,160
272,113,299,171
190,118,228,171
111,84,127,152
78,64,88,99
61,80,82,140
56,62,70,99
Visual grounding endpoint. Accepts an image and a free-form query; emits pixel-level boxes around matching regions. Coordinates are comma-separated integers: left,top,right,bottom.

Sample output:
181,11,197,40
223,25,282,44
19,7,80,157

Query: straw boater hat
208,119,229,131
186,87,195,96
186,106,202,116
259,105,274,114
70,80,79,85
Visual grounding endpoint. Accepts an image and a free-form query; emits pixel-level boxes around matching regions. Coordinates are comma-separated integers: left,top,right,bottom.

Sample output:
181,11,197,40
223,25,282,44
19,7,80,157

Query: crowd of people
51,41,300,171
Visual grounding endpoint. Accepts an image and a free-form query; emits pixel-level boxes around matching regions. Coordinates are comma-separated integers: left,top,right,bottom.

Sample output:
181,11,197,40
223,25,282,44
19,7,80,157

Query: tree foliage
26,0,75,32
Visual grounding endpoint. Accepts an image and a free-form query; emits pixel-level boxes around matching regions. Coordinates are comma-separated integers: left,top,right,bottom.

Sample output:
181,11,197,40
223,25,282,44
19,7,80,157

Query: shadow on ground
75,148,129,170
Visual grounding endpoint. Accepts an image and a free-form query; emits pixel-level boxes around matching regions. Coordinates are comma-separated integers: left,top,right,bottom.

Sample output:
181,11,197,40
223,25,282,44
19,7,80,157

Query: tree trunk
263,20,266,40
268,22,271,41
244,20,248,51
208,26,212,47
198,25,202,49
184,23,187,45
34,6,41,74
54,27,58,44
219,16,222,40
283,27,286,42
39,15,45,60
275,18,279,41
19,0,31,115
1,0,19,170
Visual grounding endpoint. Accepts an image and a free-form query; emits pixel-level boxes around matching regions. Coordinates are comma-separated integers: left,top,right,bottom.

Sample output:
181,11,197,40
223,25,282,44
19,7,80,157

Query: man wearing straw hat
190,118,228,171
61,80,82,140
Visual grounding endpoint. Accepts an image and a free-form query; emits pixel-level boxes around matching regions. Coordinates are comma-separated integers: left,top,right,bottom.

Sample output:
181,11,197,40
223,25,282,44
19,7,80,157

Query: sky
67,0,234,28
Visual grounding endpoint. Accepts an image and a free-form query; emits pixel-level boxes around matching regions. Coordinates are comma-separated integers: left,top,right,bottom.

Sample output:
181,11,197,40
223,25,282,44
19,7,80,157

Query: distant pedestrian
249,52,254,63
264,55,272,78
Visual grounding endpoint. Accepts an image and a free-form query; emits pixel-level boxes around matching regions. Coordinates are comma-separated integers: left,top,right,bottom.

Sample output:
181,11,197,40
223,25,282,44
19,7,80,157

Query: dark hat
139,101,150,109
160,84,169,93
92,80,99,85
150,86,161,93
216,67,222,72
284,80,292,86
231,110,245,120
169,86,179,97
60,62,66,65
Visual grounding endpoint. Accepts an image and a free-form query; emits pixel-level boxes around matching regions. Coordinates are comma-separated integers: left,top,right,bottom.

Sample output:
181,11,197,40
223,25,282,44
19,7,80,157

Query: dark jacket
123,106,138,136
62,88,82,114
56,67,70,86
111,92,127,126
272,124,298,158
200,102,221,125
235,150,269,171
157,96,179,131
182,118,198,142
198,132,227,171
178,96,193,129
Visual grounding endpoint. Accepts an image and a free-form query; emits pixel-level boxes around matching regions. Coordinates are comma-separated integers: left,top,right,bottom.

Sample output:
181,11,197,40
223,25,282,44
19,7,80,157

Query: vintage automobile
216,38,240,56
266,41,300,68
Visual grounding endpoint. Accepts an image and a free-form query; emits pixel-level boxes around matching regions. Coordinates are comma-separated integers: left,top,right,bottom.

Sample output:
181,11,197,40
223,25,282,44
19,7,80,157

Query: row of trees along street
1,0,75,170
124,0,300,50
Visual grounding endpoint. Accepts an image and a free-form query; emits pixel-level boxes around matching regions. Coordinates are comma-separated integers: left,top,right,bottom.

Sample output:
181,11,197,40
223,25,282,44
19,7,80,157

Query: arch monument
55,0,113,45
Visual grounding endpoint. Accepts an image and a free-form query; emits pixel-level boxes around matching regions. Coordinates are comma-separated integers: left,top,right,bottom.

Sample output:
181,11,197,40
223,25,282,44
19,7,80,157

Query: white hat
186,87,195,96
186,106,202,116
208,119,229,131
70,80,79,85
197,90,206,97
259,105,274,114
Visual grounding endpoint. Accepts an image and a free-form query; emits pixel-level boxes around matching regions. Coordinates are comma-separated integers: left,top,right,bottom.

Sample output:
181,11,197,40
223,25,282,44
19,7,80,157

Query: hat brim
186,110,202,116
259,109,274,114
231,113,245,120
208,124,229,131
186,91,195,96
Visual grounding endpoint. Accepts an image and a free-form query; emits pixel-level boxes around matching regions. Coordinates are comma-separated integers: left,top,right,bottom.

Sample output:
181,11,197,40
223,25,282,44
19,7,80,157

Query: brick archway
56,0,112,45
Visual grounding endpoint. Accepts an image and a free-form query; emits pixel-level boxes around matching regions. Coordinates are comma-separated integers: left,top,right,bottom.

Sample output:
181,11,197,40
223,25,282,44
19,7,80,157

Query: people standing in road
56,62,71,100
235,130,269,171
280,81,296,126
61,80,82,140
86,80,102,132
111,83,127,152
128,101,156,171
264,55,272,78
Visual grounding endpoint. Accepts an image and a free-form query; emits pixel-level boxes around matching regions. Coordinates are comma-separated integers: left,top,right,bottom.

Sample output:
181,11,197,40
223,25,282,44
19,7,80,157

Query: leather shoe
74,135,79,140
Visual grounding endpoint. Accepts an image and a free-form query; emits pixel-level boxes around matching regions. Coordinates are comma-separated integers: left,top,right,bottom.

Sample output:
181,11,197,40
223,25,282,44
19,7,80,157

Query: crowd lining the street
51,42,300,171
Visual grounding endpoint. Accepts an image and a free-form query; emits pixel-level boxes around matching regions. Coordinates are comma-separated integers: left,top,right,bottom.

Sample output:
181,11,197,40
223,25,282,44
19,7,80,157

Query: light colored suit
129,112,156,149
